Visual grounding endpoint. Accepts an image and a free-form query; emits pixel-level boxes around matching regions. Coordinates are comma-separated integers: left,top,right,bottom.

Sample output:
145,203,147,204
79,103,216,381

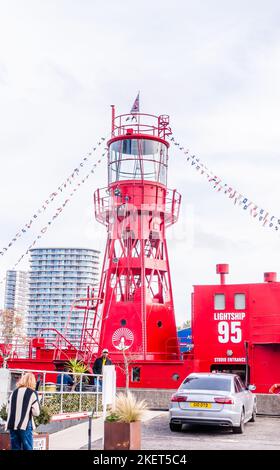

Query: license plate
189,402,212,408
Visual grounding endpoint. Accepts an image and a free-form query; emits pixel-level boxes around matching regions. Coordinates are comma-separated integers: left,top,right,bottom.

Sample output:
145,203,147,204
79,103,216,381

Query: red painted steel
93,108,188,387
216,263,229,285
264,272,277,283
190,264,280,392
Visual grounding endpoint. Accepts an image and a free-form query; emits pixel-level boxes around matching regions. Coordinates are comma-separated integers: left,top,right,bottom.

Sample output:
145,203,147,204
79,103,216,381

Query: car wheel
249,404,257,422
169,422,182,432
233,409,245,434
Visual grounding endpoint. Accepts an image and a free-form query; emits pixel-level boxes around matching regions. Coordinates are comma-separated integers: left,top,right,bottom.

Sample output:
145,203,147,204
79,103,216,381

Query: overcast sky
1,0,280,326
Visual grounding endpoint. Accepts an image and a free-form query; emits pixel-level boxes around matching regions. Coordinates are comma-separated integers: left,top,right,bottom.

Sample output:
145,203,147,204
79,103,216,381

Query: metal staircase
37,287,103,365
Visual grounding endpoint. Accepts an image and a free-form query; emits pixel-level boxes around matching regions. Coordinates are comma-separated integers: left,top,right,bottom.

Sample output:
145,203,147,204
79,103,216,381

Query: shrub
34,405,52,427
42,393,102,415
0,403,8,422
105,412,120,422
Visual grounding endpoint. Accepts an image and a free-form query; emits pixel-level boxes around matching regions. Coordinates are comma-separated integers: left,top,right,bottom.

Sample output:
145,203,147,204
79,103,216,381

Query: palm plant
66,359,89,391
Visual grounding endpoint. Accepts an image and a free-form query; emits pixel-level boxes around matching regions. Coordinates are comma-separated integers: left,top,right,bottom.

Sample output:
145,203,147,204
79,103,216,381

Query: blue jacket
56,373,74,386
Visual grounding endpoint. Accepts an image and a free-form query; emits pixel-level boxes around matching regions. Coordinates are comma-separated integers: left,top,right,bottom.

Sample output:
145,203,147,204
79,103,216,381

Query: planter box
0,431,10,450
0,430,49,450
104,421,141,450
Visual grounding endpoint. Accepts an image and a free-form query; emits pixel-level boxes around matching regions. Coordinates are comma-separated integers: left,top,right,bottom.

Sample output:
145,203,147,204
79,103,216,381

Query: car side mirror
248,384,256,391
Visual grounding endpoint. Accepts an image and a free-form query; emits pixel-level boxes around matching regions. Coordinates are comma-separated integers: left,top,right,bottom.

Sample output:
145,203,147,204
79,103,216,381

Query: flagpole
111,105,115,136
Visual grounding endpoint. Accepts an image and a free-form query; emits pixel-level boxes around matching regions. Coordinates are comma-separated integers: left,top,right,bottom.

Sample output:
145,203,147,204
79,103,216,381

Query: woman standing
6,372,40,450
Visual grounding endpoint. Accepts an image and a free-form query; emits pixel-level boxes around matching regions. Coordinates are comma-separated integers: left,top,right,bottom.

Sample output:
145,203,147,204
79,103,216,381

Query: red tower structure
94,108,188,388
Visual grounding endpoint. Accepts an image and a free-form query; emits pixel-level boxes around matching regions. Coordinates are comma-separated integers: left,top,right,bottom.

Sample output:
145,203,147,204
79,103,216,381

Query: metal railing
8,368,103,415
94,186,181,228
112,113,172,139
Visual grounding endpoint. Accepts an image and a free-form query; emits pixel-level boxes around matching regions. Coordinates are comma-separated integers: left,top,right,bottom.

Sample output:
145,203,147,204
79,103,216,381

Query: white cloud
1,0,280,330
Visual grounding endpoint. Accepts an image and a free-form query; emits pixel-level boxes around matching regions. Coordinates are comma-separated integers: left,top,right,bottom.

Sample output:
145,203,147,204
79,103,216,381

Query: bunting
0,153,105,285
4,124,279,286
168,135,280,232
0,135,108,258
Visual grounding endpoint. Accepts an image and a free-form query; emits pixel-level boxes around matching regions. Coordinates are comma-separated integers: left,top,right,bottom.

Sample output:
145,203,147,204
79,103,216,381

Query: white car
169,372,256,434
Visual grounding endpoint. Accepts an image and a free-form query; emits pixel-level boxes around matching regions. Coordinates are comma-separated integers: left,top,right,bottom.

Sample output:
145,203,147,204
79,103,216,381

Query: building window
214,293,225,310
132,367,141,383
234,293,246,310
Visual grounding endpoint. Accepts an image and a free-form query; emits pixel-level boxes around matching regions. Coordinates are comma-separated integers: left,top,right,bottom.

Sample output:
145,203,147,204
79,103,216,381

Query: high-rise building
27,248,100,345
4,270,29,312
1,270,29,345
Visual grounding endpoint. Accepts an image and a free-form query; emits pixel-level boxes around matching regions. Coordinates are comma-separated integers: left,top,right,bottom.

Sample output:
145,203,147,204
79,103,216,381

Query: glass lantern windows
109,138,168,184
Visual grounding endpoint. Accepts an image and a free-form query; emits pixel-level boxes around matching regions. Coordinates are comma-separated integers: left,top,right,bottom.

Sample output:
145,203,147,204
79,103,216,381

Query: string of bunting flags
2,116,278,284
0,151,105,285
0,135,108,258
167,135,280,232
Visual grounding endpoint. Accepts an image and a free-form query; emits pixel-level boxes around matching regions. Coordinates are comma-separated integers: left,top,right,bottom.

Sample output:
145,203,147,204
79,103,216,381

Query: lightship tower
94,106,188,388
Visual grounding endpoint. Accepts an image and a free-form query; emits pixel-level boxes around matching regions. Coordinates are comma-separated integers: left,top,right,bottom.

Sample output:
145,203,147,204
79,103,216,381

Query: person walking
6,372,40,450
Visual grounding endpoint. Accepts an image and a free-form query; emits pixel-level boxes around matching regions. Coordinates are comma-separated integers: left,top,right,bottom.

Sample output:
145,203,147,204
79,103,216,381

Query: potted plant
104,391,147,450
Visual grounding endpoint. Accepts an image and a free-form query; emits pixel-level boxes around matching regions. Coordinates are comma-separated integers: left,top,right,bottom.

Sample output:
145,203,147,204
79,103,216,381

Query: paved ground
89,412,280,450
49,410,163,450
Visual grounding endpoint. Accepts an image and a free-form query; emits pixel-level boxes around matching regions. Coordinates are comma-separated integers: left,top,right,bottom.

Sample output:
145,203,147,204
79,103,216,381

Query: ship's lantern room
108,137,168,184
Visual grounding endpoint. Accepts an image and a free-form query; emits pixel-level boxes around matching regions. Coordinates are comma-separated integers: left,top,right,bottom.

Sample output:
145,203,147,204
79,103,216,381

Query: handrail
8,368,102,415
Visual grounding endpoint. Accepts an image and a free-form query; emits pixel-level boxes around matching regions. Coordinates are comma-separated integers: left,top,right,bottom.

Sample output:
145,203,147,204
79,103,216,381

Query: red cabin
191,264,280,392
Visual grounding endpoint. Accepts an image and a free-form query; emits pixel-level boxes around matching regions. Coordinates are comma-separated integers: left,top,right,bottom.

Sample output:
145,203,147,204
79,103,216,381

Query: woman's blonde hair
16,372,36,390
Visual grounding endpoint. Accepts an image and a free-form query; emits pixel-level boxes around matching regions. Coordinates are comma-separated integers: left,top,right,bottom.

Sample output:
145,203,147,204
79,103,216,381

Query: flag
130,92,140,114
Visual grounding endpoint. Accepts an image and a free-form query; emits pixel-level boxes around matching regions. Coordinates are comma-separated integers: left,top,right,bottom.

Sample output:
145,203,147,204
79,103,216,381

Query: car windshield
181,376,231,392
